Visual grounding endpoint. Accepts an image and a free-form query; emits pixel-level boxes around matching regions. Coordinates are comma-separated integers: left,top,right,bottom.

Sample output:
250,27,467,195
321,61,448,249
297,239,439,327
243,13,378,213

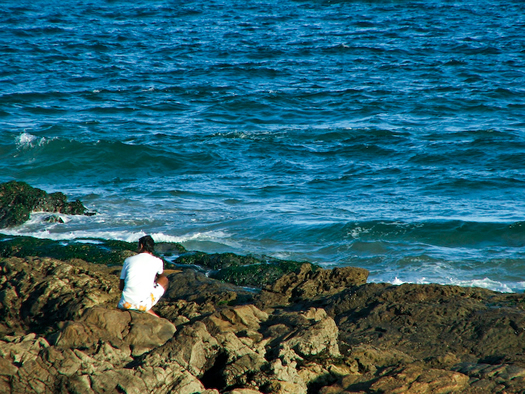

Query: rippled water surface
1,0,525,292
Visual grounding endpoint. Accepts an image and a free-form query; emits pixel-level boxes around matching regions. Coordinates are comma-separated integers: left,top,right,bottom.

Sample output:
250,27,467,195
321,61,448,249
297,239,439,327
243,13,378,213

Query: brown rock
0,257,120,335
143,321,221,377
328,283,525,361
370,364,470,394
256,264,368,308
282,308,340,358
56,306,176,357
3,253,525,393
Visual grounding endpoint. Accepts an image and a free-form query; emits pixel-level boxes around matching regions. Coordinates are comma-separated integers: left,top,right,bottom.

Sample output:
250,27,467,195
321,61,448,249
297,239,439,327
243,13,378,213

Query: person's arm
119,261,128,291
156,273,169,291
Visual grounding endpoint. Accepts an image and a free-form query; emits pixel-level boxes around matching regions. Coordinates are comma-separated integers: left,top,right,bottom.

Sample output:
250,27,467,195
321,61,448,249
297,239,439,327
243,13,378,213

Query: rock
143,321,221,377
55,306,176,357
0,235,154,266
174,251,312,288
282,308,340,358
327,283,525,365
174,251,262,270
345,344,413,374
0,334,50,371
256,263,369,308
0,256,120,335
369,364,470,394
0,181,89,228
2,245,525,393
203,304,269,336
163,268,255,308
43,214,64,224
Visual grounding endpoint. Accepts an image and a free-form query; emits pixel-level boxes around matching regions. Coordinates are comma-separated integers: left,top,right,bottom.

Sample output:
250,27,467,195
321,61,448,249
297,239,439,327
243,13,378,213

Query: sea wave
15,132,51,149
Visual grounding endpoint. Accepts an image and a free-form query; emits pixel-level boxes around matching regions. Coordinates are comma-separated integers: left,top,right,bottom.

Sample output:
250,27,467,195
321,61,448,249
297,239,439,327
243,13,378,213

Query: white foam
0,224,235,248
391,277,405,285
16,132,37,147
451,277,514,293
380,275,516,293
0,227,138,242
348,226,370,239
15,132,48,149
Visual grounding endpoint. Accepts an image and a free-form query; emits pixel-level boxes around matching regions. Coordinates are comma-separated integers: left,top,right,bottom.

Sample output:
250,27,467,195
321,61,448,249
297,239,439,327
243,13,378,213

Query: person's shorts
117,283,165,312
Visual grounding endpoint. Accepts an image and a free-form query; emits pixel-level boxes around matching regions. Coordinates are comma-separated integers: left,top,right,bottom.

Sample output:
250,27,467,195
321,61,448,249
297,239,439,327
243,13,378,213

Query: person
117,235,169,317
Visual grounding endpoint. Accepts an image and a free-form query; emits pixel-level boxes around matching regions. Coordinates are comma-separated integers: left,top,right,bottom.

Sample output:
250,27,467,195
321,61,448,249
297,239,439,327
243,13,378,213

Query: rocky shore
0,181,92,229
1,236,525,394
1,183,525,393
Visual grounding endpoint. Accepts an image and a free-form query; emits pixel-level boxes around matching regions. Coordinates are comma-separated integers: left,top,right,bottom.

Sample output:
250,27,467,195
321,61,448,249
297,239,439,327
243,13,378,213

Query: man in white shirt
117,235,169,317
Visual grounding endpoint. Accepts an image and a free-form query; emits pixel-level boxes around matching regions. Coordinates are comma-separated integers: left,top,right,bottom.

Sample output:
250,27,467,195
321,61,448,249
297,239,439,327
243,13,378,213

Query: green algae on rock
211,260,312,288
174,251,317,288
0,235,138,266
174,251,263,270
0,234,187,267
0,181,90,228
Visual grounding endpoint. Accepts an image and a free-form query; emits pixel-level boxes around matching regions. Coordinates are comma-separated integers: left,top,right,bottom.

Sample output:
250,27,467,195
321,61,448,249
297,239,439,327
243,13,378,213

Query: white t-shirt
120,252,164,306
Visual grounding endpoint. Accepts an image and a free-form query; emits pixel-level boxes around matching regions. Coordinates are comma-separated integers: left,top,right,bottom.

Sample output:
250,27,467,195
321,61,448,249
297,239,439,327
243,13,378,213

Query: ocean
1,0,525,292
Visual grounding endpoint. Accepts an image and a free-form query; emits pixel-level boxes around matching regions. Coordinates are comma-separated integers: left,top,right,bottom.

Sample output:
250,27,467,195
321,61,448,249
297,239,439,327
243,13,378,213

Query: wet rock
0,181,89,228
175,251,311,288
163,268,256,308
174,251,262,270
0,235,146,266
42,214,64,224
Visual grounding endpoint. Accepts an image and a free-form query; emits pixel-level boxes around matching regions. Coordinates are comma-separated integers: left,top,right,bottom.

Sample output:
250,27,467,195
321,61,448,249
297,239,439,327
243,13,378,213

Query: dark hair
139,235,155,253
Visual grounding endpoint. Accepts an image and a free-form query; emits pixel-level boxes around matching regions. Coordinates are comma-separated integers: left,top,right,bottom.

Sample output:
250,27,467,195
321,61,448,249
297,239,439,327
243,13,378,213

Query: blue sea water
1,0,525,292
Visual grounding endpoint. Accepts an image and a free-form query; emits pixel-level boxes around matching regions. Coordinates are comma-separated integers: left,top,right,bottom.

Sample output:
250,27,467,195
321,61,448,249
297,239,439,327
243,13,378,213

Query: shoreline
1,180,523,294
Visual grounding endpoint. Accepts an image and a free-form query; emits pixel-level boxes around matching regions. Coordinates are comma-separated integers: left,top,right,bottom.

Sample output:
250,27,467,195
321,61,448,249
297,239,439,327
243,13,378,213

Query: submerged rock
0,181,91,228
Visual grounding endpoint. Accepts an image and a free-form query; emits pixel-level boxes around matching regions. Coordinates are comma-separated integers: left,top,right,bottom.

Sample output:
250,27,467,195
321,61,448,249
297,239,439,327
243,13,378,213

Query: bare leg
146,309,159,318
147,274,169,318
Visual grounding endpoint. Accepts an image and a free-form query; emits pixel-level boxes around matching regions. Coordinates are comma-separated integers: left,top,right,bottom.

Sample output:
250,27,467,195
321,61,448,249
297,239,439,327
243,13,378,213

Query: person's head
138,235,155,254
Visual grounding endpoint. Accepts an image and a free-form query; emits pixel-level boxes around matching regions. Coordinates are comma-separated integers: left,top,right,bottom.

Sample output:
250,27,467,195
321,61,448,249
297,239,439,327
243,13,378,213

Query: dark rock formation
0,235,141,266
0,181,90,228
175,251,313,288
1,240,525,393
